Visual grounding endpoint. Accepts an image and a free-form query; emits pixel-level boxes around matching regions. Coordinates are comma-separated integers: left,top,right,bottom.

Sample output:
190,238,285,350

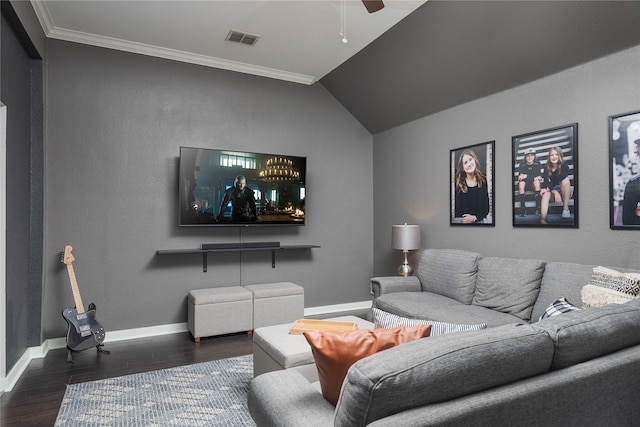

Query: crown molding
29,1,315,85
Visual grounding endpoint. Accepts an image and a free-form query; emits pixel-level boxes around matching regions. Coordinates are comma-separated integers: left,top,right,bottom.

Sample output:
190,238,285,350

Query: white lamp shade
391,224,421,250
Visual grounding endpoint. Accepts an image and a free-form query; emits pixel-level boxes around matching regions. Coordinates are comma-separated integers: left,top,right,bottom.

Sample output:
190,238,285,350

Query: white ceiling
31,0,426,85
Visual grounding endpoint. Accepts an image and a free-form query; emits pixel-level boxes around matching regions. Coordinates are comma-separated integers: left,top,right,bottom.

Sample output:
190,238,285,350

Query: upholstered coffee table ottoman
252,315,374,380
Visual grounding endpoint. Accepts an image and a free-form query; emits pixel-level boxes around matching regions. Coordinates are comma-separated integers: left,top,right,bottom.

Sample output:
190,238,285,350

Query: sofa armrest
248,370,335,427
370,276,421,299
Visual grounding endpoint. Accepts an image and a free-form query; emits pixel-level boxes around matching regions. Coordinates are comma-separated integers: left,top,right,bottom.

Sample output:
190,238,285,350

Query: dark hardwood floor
0,331,253,426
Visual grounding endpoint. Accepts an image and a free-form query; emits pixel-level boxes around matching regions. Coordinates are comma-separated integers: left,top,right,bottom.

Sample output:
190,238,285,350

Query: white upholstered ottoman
187,286,253,342
252,315,374,380
244,282,304,329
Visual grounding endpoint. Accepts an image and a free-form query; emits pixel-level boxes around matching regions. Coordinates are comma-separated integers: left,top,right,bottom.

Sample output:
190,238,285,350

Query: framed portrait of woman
511,123,578,228
450,141,495,226
609,110,640,230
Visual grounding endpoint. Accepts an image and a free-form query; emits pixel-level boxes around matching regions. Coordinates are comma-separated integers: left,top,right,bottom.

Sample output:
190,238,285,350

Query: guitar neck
65,263,86,314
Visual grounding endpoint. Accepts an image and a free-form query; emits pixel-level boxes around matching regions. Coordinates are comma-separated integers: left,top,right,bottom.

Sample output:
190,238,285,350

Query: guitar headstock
62,245,75,265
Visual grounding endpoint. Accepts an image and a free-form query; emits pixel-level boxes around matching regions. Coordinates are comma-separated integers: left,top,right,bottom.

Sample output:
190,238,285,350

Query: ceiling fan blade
362,0,384,13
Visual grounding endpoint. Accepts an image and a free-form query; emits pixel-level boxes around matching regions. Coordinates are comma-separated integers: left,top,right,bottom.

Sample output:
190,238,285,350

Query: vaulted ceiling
31,1,640,134
321,1,640,133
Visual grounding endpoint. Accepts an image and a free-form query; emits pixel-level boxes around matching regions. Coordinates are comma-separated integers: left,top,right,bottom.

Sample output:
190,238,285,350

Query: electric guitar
61,245,106,352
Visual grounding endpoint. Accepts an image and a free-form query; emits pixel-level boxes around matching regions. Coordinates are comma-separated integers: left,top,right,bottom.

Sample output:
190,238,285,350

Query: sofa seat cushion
533,301,640,370
303,325,431,405
417,249,481,304
472,257,545,321
375,291,524,327
334,324,554,427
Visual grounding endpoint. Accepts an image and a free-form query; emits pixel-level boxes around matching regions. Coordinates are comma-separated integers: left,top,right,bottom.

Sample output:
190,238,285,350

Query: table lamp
391,224,421,276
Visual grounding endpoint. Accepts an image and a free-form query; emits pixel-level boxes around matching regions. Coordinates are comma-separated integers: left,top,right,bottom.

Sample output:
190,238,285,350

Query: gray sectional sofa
371,248,618,326
248,249,640,426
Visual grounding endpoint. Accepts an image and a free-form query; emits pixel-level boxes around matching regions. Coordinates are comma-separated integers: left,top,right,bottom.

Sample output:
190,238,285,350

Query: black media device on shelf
178,146,307,227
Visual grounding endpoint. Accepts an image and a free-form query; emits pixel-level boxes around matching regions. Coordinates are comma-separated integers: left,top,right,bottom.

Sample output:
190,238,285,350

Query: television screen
178,147,307,226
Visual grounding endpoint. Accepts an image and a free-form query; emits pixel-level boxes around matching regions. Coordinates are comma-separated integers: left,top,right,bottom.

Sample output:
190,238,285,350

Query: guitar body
62,305,106,352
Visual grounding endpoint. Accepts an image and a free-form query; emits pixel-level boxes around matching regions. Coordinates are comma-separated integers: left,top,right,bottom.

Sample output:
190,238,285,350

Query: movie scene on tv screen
179,147,306,226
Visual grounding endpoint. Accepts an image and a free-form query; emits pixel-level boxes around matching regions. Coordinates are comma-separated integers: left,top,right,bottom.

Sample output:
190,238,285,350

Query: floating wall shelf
157,243,320,272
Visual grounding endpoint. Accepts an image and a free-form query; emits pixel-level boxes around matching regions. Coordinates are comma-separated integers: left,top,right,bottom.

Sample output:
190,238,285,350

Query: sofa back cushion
334,324,554,427
533,301,640,370
472,257,545,321
417,249,481,304
531,262,595,322
531,262,640,321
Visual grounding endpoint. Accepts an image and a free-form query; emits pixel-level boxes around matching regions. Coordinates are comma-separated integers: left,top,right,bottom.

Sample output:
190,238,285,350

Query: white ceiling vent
225,30,260,46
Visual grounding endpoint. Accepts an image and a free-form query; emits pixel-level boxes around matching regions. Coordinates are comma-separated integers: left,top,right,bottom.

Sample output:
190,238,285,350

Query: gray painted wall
42,40,374,339
1,8,44,372
11,13,640,351
373,46,640,276
2,12,32,370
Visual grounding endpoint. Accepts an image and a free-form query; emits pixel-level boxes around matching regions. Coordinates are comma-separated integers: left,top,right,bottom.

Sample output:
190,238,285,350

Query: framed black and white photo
609,110,640,230
450,141,495,226
512,124,578,228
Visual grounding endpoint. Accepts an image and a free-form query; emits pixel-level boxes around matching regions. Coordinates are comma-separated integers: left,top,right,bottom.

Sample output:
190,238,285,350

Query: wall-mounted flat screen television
179,146,307,226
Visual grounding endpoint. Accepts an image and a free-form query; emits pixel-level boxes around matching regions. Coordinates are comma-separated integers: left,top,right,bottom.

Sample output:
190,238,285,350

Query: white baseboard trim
44,322,192,352
2,300,371,392
304,300,372,317
2,345,46,393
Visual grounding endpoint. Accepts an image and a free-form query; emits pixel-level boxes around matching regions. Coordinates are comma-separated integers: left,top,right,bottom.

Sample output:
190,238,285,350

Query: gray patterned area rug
55,354,255,427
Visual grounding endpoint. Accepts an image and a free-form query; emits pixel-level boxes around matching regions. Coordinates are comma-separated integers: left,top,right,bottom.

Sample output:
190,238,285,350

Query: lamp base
397,250,413,276
398,263,413,277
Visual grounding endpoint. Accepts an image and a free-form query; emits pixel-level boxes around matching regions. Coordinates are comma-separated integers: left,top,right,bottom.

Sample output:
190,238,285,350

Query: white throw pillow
581,266,640,308
581,284,638,308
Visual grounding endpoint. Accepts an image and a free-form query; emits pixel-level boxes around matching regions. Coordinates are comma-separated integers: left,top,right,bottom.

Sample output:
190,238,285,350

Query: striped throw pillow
371,308,486,336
